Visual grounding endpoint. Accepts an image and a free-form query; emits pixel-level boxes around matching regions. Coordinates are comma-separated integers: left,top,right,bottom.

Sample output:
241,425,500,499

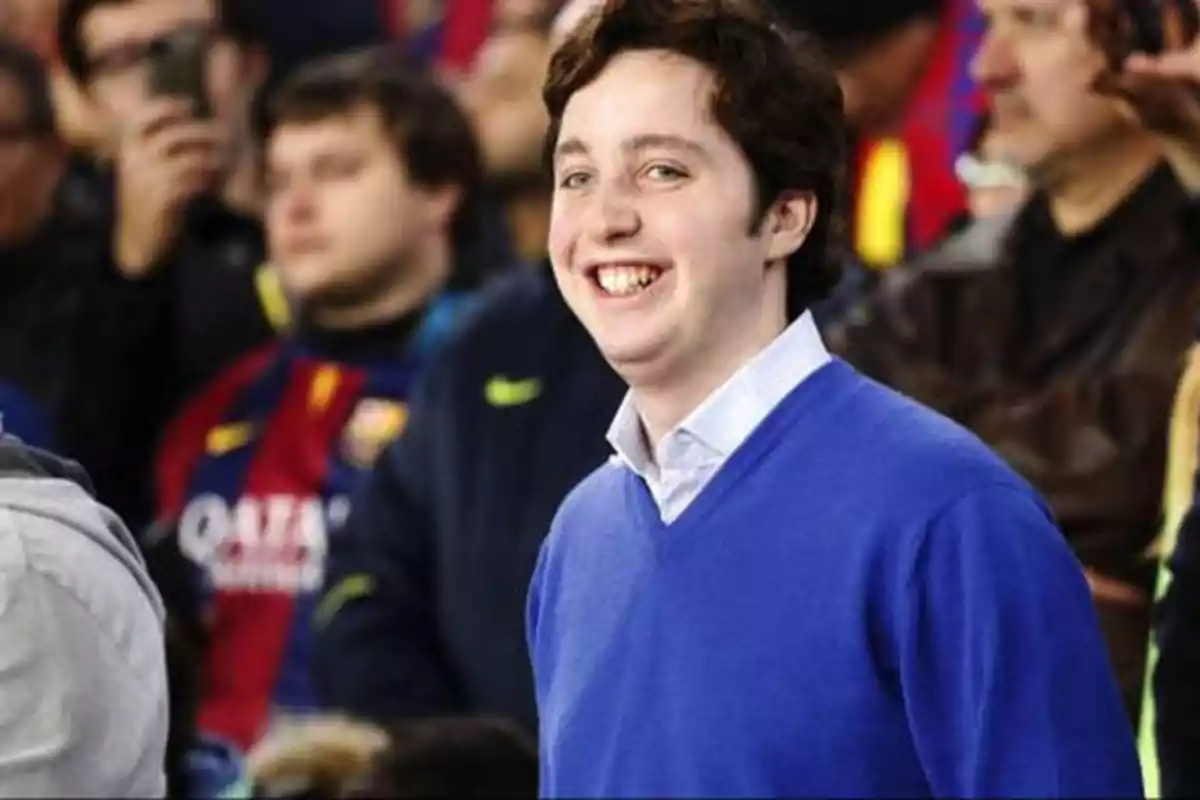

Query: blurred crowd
0,0,1199,796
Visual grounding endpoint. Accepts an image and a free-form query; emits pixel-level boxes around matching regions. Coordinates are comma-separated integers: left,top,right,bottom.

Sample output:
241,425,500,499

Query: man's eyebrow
553,137,589,161
624,133,709,158
552,133,710,163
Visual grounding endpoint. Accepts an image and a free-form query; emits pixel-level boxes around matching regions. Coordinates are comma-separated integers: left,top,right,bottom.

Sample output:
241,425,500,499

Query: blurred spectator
775,0,985,266
0,0,61,54
1150,449,1200,797
246,716,389,798
494,0,560,31
829,0,1200,718
312,0,622,738
59,0,277,395
0,435,168,795
150,49,480,751
890,113,1028,278
0,0,108,154
0,38,182,527
779,0,943,136
1110,11,1200,797
455,16,553,262
0,40,64,243
353,716,538,798
242,714,536,798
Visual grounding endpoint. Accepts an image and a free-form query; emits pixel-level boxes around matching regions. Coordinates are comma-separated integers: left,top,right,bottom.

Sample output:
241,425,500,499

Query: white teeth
595,265,661,296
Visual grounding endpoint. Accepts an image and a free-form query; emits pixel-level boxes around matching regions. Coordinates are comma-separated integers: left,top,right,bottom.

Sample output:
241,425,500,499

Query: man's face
972,0,1136,173
548,50,794,388
80,0,248,151
456,27,550,179
265,106,454,318
836,18,940,135
0,73,60,243
1,0,61,55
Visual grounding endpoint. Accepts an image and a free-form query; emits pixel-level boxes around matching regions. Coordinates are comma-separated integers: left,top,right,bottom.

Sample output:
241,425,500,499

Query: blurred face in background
265,105,457,328
833,17,941,135
78,0,257,163
494,0,555,29
0,0,61,56
0,70,62,245
972,0,1137,177
456,26,550,181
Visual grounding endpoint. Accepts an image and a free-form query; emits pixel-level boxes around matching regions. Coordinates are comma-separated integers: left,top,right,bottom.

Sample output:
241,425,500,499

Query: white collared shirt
606,311,831,523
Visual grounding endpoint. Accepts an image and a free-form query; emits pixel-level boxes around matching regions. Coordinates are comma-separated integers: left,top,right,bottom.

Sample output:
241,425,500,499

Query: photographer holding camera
59,0,276,396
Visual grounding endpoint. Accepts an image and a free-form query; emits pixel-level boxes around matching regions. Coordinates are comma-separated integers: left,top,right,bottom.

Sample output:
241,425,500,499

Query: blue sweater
527,360,1141,798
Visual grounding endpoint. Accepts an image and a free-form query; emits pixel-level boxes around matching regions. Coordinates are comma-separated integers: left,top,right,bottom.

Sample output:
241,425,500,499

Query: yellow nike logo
485,376,542,407
206,422,256,455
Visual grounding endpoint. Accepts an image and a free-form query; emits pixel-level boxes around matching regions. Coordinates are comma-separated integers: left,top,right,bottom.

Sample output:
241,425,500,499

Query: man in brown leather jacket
829,0,1200,719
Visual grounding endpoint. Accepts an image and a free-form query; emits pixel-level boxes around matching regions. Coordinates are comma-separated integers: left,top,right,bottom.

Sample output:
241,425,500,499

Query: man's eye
558,171,592,189
315,157,363,180
643,163,688,181
90,43,151,76
1011,5,1060,30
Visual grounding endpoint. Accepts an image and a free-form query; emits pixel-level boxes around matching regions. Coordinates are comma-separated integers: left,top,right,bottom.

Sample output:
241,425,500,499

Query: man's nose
283,180,318,223
971,27,1019,90
584,181,641,243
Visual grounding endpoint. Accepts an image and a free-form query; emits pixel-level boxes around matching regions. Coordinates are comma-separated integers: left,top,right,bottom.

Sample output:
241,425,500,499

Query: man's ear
425,184,463,229
764,190,818,262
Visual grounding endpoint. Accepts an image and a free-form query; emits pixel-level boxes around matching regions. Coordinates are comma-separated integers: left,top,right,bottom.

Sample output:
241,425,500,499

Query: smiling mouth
590,264,666,297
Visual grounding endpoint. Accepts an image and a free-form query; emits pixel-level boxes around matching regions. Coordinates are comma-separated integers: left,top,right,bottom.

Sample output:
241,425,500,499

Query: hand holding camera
113,28,223,277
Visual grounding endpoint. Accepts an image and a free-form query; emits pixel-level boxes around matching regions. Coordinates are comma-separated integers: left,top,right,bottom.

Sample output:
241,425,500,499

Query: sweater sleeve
897,484,1142,799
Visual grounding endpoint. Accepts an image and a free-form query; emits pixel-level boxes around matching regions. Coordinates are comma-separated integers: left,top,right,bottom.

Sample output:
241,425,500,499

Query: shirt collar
606,310,830,475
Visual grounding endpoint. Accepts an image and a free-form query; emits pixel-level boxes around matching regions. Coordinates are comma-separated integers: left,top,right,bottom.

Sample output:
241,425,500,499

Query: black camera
147,27,212,118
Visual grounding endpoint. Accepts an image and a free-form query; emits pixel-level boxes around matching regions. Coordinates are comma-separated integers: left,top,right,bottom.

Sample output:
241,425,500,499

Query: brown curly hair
543,0,848,319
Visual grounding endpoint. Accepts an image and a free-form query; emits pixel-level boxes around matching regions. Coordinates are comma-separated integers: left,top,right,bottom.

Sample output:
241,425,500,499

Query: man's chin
598,334,676,386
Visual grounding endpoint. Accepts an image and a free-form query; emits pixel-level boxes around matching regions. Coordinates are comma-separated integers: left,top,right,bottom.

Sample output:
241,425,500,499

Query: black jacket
312,265,625,733
0,163,273,529
1149,196,1200,798
0,159,177,528
1155,485,1200,797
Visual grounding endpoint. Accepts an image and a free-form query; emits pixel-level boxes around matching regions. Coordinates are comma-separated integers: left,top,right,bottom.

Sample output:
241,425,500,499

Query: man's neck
632,305,787,447
310,239,452,331
1042,131,1161,236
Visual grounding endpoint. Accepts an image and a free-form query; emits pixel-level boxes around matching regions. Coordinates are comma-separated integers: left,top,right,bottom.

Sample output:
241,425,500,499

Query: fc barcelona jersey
154,296,465,750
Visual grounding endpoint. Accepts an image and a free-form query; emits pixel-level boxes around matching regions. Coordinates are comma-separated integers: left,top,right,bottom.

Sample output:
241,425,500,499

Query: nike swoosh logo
206,422,256,455
485,376,542,407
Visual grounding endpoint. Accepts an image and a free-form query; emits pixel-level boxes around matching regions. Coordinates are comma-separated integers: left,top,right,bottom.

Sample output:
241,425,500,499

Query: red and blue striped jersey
154,298,465,750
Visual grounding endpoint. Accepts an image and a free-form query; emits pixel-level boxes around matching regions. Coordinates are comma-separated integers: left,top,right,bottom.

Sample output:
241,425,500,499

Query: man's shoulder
813,366,1038,511
0,493,167,795
0,473,165,674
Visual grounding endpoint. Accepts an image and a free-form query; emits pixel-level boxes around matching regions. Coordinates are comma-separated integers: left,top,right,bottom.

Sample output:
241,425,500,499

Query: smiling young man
524,1,1141,797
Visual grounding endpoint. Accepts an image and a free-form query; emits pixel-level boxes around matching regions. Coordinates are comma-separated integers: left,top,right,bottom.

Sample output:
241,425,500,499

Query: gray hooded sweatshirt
0,436,167,797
